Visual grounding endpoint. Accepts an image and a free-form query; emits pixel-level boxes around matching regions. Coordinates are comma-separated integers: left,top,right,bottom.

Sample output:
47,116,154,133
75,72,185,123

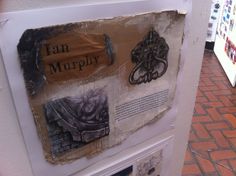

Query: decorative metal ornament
129,28,169,85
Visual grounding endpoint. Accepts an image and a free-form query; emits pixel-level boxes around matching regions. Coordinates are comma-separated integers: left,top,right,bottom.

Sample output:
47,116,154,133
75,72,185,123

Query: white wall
170,1,212,175
0,0,211,176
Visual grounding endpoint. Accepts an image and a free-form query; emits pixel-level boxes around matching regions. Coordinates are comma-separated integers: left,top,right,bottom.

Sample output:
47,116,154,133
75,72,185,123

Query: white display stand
214,36,236,86
214,0,236,86
0,1,211,176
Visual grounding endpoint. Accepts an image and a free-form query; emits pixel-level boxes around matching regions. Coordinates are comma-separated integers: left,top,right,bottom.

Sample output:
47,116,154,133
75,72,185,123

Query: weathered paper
17,11,185,164
108,149,163,176
135,151,162,176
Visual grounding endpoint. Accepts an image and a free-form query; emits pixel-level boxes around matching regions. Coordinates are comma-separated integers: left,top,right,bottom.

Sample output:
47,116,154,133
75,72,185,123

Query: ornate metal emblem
129,28,169,85
44,88,109,155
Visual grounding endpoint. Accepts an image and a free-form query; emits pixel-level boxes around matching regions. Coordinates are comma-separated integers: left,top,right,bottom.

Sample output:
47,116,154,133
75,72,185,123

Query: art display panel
16,11,184,164
0,2,185,175
94,136,173,176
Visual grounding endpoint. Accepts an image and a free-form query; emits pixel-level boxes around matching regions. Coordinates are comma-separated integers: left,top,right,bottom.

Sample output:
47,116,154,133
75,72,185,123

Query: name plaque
41,32,114,82
18,27,114,96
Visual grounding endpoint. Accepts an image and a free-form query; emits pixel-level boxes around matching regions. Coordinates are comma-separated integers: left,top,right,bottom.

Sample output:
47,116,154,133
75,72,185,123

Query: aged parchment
17,11,185,164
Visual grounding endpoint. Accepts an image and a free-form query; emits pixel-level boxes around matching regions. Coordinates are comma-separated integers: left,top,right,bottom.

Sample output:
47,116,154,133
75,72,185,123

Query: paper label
41,32,113,82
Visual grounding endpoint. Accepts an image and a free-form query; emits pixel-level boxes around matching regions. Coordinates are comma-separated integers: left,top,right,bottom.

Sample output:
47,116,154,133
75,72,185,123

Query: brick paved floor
182,50,236,176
